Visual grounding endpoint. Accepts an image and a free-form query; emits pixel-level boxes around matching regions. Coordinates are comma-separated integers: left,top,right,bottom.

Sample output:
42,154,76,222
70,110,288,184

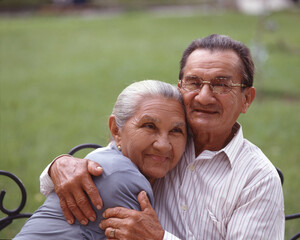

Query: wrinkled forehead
183,49,243,79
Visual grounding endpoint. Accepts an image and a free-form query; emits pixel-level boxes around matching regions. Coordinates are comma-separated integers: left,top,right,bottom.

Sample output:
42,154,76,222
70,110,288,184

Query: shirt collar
222,122,244,167
194,122,244,167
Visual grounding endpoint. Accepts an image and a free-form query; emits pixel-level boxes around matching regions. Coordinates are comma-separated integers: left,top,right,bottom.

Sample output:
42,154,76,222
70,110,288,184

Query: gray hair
112,80,184,129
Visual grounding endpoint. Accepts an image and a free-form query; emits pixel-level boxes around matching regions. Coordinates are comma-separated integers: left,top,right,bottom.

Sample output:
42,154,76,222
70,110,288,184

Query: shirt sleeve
163,231,182,240
39,154,71,197
40,161,54,197
226,171,285,240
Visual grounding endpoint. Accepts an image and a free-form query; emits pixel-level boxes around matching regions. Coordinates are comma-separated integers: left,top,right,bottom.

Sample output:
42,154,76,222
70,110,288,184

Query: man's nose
194,83,215,104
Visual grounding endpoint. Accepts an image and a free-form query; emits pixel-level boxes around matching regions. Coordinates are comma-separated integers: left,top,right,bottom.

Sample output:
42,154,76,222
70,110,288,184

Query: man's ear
109,115,121,145
178,81,185,95
241,87,256,114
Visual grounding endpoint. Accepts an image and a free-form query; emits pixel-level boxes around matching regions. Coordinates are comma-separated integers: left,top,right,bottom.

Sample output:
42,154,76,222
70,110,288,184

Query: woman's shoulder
85,143,154,207
86,146,139,176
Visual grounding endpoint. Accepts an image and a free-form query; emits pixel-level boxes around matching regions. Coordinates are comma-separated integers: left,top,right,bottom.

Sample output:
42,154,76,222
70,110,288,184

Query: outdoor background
1,0,299,239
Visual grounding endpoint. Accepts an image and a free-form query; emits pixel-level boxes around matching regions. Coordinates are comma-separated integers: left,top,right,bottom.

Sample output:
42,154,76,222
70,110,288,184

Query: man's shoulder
236,138,281,184
240,138,270,164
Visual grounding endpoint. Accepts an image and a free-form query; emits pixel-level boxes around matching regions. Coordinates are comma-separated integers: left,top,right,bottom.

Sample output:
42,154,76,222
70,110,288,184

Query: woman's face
115,96,187,185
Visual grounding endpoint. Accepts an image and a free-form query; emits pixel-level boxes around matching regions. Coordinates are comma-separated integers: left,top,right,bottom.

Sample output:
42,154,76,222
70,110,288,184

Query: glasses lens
211,78,232,94
182,79,201,91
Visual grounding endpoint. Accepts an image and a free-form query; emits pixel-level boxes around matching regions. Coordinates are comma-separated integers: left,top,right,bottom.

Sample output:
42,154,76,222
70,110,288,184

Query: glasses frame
179,78,248,94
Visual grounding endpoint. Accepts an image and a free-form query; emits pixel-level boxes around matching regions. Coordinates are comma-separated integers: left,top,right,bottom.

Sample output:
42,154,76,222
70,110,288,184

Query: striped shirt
40,123,285,240
154,123,285,240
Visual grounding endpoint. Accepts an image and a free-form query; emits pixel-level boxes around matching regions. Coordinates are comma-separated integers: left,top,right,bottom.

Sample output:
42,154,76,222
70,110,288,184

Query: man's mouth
194,108,218,114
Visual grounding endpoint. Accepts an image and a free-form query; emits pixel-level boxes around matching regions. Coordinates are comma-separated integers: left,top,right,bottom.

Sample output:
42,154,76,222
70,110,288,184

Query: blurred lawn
1,9,300,239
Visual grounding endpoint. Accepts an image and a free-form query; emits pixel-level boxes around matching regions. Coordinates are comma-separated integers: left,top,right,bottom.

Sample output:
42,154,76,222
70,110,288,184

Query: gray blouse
14,142,154,240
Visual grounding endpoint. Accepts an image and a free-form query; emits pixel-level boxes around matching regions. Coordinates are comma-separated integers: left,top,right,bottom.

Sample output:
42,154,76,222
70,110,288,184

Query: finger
87,159,103,176
104,227,118,239
103,207,133,219
57,194,74,225
64,191,89,225
137,190,151,211
71,187,98,223
82,169,103,210
99,217,125,230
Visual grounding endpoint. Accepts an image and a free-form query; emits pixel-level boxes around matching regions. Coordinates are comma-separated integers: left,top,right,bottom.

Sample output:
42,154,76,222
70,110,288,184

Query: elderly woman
14,80,187,239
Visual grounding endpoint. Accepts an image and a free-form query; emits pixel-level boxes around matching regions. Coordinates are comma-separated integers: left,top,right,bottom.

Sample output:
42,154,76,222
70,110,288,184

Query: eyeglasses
179,76,248,94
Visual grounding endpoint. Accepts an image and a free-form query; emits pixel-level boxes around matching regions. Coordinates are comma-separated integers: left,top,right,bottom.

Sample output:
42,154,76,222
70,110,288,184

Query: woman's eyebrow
173,122,186,128
140,115,160,123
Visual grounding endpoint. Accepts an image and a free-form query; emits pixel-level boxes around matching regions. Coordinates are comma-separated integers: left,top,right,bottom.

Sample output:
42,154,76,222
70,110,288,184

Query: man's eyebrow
185,75,200,79
215,75,232,80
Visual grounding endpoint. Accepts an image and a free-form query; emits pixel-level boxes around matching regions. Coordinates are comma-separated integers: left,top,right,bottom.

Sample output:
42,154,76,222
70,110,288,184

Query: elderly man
40,34,284,239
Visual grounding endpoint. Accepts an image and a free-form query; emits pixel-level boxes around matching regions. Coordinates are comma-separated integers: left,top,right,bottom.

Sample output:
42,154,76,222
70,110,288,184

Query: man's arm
40,155,103,225
40,157,181,239
226,172,285,239
100,191,180,240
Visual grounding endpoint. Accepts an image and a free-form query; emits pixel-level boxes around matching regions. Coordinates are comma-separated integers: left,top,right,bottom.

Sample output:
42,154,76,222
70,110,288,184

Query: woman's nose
153,134,172,152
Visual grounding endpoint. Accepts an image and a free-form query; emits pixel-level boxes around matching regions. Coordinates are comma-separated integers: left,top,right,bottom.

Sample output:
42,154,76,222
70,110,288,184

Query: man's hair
112,80,184,129
179,34,255,87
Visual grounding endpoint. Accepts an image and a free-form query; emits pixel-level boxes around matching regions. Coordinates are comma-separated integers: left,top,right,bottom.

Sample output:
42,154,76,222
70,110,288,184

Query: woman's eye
171,127,183,134
143,123,156,129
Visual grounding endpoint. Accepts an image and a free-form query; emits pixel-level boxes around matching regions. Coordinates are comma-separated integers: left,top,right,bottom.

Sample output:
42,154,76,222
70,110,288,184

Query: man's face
179,49,253,136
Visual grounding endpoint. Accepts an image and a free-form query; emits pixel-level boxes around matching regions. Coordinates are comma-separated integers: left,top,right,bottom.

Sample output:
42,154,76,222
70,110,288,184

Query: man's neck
193,125,237,156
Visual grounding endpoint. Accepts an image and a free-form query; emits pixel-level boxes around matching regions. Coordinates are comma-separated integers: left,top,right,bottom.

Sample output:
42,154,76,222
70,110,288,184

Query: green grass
1,9,300,239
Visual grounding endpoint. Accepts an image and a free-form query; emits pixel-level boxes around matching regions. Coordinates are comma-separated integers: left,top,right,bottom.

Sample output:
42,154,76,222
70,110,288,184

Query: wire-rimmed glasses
179,76,248,94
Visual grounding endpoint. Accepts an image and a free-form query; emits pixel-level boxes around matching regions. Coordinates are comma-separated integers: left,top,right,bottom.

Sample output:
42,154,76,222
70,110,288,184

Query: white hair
112,80,184,129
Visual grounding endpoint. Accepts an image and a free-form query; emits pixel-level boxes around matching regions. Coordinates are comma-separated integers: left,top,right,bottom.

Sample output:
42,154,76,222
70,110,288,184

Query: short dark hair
179,34,254,87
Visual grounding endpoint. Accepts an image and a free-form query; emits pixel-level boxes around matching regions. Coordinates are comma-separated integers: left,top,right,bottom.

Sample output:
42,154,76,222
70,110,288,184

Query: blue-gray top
14,142,154,240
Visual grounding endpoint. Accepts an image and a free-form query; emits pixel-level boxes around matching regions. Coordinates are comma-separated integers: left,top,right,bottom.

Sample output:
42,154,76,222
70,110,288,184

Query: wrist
49,154,71,178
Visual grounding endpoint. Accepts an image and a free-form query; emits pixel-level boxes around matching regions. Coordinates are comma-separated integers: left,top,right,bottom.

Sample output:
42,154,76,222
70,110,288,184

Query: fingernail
99,223,103,229
67,220,73,225
102,212,106,218
97,204,102,210
81,220,88,225
89,216,95,222
96,166,102,171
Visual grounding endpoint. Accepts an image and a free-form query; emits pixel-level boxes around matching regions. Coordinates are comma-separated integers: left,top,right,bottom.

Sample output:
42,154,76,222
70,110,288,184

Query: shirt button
181,204,187,211
189,165,195,171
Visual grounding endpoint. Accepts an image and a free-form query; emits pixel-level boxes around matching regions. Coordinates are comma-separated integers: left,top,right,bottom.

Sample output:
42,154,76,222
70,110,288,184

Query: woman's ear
109,115,122,145
241,87,256,114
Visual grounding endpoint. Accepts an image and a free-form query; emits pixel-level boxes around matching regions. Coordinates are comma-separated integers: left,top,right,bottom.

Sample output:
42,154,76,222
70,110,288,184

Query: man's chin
188,118,216,130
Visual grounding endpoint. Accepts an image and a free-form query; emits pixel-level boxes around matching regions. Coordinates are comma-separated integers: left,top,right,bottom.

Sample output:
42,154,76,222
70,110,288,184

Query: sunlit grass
1,9,299,239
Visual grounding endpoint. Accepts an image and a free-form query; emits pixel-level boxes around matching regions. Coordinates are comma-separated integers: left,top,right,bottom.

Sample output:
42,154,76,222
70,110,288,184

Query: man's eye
190,81,200,86
185,76,199,82
185,80,200,86
212,78,230,87
213,82,228,87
